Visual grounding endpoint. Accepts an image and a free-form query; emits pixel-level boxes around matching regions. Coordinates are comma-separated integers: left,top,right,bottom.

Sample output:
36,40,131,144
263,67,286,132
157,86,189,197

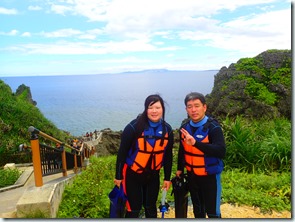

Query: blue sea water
1,70,217,136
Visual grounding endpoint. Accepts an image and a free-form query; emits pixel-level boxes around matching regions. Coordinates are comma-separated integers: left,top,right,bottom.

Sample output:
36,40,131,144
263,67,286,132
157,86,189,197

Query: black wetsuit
177,116,226,218
115,118,174,218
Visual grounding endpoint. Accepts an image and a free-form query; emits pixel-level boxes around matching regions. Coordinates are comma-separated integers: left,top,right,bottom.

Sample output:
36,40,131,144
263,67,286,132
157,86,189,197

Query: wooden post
30,135,43,187
61,150,67,177
74,154,77,174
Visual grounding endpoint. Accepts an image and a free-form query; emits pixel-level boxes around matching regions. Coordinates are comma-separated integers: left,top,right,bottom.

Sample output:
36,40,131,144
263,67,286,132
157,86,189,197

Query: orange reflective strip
122,164,131,212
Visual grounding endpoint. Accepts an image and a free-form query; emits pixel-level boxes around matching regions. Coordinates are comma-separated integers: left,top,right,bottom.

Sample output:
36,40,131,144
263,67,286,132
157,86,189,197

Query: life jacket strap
183,150,204,157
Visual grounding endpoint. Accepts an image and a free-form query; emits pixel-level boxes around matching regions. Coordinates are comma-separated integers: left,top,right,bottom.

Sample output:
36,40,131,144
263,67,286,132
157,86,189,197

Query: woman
114,94,174,218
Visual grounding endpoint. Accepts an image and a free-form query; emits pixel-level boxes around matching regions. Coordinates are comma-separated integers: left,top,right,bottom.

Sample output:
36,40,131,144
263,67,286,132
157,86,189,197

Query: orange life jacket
126,124,169,173
181,118,223,176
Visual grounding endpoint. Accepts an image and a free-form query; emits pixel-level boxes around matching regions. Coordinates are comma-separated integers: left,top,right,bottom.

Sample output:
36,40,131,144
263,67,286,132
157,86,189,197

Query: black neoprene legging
124,166,160,218
188,172,222,218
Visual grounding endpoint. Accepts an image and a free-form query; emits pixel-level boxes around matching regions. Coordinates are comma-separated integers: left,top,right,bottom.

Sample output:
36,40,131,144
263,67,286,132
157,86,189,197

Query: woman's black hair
135,94,166,139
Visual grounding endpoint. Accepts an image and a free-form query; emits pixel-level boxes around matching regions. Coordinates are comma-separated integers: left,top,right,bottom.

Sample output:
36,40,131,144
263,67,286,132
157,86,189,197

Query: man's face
185,99,207,122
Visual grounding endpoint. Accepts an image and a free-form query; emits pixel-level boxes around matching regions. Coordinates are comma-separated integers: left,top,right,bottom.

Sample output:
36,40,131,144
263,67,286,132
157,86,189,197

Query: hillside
0,81,72,166
206,49,291,120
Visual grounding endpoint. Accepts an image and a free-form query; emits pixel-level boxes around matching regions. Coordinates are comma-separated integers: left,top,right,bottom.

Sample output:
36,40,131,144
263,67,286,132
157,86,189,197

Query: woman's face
147,101,163,123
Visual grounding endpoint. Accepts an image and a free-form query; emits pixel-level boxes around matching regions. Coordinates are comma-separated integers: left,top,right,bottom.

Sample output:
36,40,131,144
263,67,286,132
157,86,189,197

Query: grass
56,156,291,218
0,168,22,188
221,169,291,213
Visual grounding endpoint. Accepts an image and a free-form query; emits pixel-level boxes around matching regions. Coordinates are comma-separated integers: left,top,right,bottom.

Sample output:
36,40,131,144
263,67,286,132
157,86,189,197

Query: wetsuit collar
148,119,162,127
190,115,208,127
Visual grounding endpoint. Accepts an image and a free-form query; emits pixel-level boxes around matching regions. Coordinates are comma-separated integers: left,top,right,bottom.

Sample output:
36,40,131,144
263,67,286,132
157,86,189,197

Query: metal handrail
28,126,87,187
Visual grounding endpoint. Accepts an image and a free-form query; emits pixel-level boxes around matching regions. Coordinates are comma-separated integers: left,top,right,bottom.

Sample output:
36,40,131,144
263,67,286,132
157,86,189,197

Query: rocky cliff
205,49,291,120
15,84,37,106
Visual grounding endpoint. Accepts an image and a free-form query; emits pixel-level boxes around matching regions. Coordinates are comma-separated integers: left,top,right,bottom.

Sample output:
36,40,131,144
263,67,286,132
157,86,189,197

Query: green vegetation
57,156,115,218
0,168,21,188
222,169,291,213
0,80,72,166
234,74,277,105
235,57,264,75
232,52,291,107
207,50,291,120
222,116,291,173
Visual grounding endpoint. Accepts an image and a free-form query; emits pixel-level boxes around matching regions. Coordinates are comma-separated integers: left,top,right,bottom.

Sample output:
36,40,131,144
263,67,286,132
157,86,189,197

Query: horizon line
0,68,220,78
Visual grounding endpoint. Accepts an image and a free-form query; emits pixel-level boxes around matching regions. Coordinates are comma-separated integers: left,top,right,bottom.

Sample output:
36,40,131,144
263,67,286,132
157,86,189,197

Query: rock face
95,129,122,156
15,84,37,106
205,49,291,120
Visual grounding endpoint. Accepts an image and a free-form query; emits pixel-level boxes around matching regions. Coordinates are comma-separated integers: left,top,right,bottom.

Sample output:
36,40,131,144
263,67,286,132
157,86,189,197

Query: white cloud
46,0,282,29
41,28,82,38
50,4,72,15
44,0,290,44
28,6,42,11
21,32,31,37
0,0,291,76
0,7,17,15
0,30,18,36
6,38,178,55
178,8,290,54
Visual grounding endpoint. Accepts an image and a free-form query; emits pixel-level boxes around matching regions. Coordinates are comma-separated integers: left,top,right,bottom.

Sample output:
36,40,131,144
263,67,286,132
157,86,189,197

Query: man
176,92,226,218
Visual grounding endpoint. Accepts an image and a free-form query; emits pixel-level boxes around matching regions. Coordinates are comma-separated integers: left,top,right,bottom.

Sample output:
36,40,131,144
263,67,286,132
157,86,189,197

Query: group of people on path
113,92,226,218
84,130,99,141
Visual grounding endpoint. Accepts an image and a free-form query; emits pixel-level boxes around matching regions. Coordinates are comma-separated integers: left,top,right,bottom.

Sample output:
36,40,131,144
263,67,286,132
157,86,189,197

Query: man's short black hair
184,92,206,106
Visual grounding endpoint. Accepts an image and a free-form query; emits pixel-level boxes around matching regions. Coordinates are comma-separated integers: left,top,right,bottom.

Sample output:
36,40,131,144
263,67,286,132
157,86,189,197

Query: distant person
71,142,79,155
114,94,174,218
55,143,64,169
176,92,226,218
94,130,98,139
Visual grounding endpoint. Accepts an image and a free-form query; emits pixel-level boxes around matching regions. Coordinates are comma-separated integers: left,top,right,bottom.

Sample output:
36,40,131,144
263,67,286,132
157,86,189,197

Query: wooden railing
28,126,91,187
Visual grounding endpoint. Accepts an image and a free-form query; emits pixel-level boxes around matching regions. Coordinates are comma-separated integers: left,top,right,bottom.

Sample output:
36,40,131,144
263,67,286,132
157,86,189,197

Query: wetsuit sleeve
177,128,185,172
194,125,226,159
163,127,174,181
115,122,136,180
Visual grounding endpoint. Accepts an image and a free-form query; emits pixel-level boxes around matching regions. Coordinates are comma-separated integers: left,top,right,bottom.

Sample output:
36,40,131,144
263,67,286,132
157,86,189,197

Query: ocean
1,70,217,136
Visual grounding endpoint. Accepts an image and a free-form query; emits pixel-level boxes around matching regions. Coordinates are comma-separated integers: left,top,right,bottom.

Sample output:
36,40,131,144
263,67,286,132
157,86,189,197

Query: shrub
0,168,22,188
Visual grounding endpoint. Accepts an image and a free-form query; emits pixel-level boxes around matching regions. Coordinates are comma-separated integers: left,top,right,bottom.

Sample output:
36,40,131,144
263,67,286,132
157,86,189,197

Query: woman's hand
114,179,122,187
162,180,171,191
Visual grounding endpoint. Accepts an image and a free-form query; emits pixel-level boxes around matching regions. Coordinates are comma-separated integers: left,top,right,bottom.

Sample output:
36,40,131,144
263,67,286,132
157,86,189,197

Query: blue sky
0,0,291,77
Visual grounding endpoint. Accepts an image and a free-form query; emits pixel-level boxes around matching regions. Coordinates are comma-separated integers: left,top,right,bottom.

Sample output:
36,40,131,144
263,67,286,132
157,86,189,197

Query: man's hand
180,128,196,146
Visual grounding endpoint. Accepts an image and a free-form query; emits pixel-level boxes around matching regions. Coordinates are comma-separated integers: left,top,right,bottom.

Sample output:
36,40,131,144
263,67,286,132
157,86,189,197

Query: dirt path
158,204,291,218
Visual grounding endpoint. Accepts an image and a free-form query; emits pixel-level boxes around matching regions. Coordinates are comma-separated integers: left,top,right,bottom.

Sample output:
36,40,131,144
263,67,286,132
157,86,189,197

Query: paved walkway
0,134,102,218
0,165,76,218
